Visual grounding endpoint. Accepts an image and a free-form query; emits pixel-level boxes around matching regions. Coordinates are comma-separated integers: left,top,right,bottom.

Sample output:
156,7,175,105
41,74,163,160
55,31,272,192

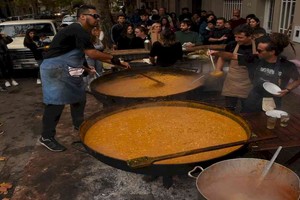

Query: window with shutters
279,0,296,34
263,0,275,33
223,0,243,21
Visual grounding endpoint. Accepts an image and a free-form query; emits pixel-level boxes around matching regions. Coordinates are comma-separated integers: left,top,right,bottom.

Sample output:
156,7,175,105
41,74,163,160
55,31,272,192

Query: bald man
229,9,246,30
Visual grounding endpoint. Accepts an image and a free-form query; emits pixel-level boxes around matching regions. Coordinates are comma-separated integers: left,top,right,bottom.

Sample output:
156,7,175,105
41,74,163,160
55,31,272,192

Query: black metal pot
79,101,252,176
89,65,206,107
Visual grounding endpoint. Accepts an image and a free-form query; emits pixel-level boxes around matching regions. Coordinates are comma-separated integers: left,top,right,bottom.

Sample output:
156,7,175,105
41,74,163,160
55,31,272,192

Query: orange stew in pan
84,105,249,164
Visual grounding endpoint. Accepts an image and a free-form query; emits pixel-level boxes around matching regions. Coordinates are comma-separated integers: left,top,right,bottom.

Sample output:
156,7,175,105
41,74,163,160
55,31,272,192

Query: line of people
110,7,300,114
109,8,268,51
0,7,269,92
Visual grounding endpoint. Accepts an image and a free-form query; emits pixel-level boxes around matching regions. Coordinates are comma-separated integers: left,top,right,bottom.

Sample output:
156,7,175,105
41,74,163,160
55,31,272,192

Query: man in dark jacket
208,17,233,45
0,33,18,87
111,14,127,49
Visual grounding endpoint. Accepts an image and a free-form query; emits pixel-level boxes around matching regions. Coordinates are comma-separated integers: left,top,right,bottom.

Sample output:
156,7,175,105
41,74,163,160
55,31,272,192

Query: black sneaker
39,137,66,152
0,86,7,92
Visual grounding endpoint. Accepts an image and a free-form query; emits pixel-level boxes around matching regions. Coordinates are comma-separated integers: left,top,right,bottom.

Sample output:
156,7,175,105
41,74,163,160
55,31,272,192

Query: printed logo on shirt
259,67,282,77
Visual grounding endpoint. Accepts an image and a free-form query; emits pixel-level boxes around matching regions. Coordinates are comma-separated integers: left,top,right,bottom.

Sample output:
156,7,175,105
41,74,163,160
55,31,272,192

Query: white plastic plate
266,110,288,118
263,82,281,95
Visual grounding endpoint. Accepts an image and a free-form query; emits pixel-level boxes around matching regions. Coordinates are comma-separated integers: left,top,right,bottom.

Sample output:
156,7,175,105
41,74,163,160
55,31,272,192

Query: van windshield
0,23,56,37
62,15,76,22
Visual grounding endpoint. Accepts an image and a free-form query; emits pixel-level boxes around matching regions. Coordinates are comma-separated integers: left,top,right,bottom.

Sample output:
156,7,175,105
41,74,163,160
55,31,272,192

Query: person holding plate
210,32,300,112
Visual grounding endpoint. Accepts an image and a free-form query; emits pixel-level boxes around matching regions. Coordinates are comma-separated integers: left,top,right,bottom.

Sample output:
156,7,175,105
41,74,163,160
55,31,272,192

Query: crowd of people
108,6,299,115
108,7,269,51
0,28,52,90
1,4,299,153
0,6,272,91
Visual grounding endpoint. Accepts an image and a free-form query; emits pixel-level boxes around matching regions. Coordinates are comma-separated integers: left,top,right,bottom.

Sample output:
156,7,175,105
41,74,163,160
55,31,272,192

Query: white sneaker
5,81,11,87
11,79,19,86
36,79,42,85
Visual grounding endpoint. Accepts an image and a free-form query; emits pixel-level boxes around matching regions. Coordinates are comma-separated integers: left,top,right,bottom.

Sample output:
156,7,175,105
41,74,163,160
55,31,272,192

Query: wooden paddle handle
127,135,276,168
139,73,164,84
208,49,216,70
153,136,275,161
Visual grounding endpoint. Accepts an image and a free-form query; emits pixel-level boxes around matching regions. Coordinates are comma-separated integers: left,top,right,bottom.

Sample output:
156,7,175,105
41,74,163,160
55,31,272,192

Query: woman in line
169,12,179,31
85,26,105,91
161,16,175,32
117,24,135,50
86,26,104,74
148,22,162,44
249,17,266,37
149,29,183,67
199,14,216,35
23,29,43,84
131,26,148,49
0,33,18,87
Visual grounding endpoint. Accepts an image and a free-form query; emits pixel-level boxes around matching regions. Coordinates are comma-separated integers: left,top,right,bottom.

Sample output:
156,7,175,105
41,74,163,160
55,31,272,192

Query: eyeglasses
257,49,266,53
83,13,100,19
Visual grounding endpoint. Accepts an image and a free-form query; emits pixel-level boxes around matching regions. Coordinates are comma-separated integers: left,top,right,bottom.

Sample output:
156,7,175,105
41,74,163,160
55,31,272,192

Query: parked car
60,14,76,27
6,16,23,21
0,19,57,69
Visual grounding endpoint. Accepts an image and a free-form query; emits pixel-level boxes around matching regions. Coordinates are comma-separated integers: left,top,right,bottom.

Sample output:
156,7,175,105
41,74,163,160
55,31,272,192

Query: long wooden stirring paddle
139,73,165,86
127,135,277,169
208,49,216,70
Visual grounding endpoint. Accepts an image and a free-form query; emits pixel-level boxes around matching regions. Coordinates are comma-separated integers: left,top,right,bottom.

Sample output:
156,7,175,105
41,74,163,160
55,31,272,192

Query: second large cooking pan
79,101,252,176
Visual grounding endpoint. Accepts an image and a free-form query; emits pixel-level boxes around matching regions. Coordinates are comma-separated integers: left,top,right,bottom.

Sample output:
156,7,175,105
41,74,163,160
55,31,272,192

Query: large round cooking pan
79,100,252,176
188,158,300,200
90,66,205,107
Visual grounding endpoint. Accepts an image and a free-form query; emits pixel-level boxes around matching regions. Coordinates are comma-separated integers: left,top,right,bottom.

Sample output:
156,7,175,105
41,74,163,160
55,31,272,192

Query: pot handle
188,166,204,179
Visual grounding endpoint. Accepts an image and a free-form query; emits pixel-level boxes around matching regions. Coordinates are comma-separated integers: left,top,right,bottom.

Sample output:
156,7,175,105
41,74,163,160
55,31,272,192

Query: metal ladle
190,74,205,85
257,146,283,185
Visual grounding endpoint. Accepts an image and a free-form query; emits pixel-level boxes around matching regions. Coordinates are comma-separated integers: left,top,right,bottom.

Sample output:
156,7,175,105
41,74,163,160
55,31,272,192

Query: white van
60,15,76,27
0,19,57,69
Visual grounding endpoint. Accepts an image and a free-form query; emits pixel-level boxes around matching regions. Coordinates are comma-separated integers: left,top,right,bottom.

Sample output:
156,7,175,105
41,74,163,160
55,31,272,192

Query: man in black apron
210,33,300,113
239,35,300,112
39,5,130,152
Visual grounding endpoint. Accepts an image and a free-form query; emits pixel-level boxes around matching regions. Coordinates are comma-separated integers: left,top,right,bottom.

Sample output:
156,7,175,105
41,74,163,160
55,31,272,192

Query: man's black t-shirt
238,55,300,89
238,55,299,112
130,37,145,49
44,23,94,59
209,28,233,44
225,41,253,55
150,41,183,67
